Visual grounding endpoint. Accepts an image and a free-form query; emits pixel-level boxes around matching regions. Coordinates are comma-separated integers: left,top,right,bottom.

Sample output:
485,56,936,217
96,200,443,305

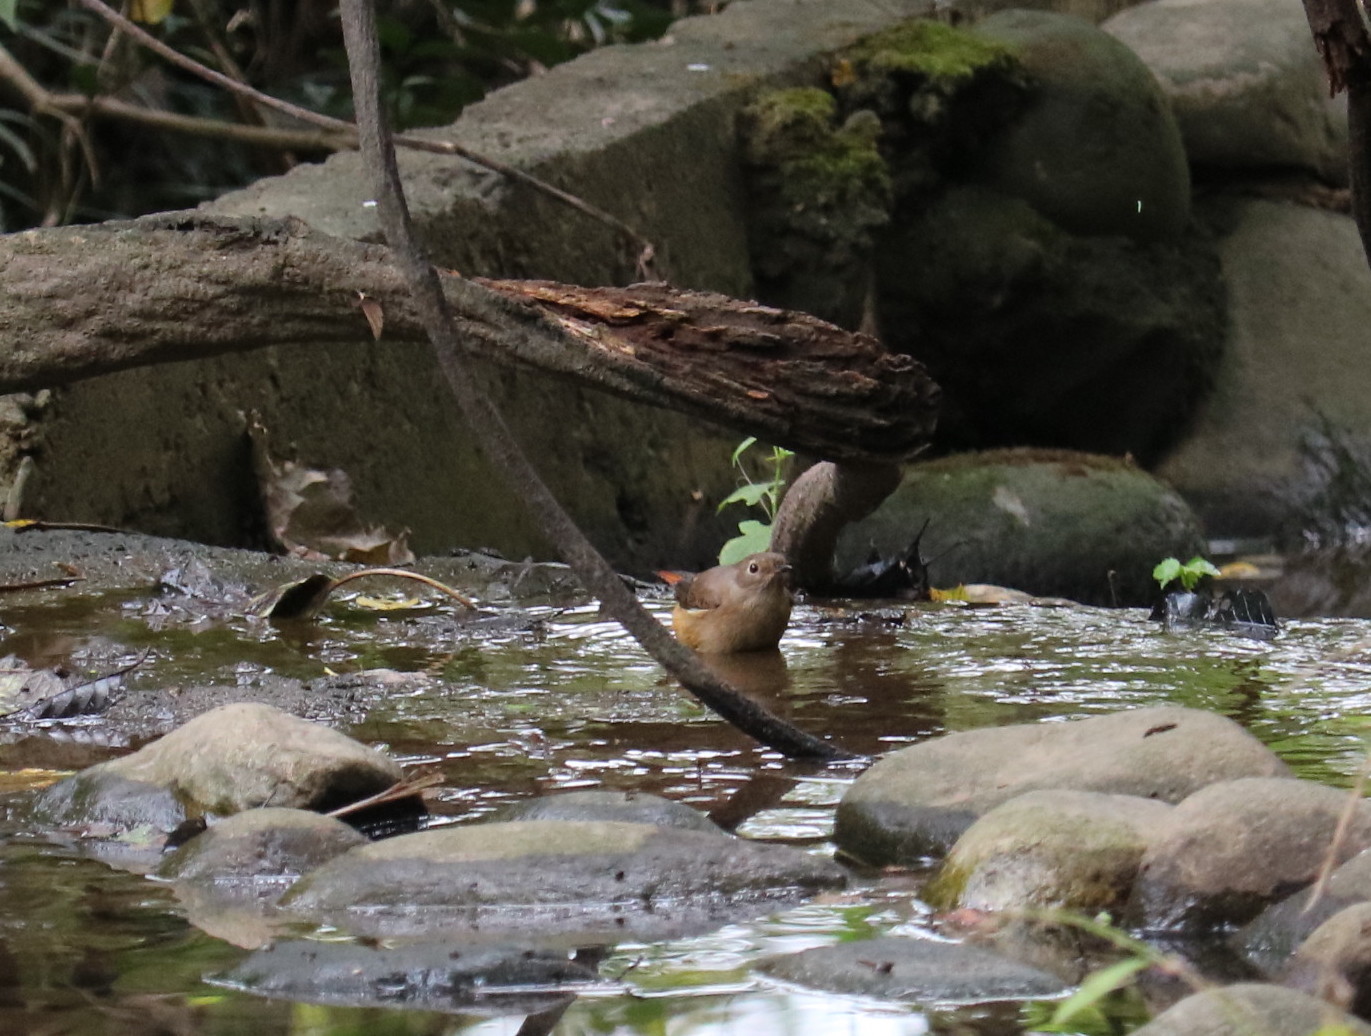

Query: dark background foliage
0,0,698,230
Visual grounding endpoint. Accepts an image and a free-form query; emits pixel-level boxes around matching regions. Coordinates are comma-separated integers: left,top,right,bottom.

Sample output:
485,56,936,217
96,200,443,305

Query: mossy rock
835,448,1205,606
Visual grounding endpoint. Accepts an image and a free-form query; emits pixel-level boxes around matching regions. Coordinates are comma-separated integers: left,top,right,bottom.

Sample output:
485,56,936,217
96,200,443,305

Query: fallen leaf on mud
247,414,414,565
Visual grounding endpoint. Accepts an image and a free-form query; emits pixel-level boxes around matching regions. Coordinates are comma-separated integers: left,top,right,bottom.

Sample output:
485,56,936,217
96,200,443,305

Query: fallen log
0,212,938,463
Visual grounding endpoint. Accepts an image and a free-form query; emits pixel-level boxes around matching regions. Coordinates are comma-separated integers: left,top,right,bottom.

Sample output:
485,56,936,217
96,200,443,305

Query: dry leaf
358,292,384,340
831,58,856,88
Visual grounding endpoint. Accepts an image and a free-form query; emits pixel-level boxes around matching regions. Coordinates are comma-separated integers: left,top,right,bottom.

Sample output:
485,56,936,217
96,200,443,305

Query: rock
158,807,366,889
972,10,1191,242
281,819,846,941
873,188,1225,464
1128,982,1371,1035
1103,0,1347,184
1130,777,1371,932
1237,848,1371,974
756,935,1068,1002
214,939,601,1013
1283,901,1371,1018
31,771,186,837
492,790,719,832
835,449,1206,605
35,703,402,834
1155,198,1371,543
835,706,1289,865
926,789,1172,913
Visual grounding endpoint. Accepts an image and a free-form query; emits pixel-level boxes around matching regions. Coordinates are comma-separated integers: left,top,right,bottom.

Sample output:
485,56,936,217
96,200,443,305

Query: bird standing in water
661,552,794,654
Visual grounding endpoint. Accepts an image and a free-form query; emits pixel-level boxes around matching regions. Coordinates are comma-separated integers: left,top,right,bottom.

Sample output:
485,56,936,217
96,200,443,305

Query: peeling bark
0,212,937,463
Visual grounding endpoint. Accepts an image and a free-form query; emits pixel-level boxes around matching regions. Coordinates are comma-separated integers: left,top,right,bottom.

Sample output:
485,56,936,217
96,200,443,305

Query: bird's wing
675,569,727,610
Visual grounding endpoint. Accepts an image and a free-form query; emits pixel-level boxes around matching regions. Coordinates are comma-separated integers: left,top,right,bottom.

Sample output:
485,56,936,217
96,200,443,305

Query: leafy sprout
717,437,792,565
1152,555,1220,593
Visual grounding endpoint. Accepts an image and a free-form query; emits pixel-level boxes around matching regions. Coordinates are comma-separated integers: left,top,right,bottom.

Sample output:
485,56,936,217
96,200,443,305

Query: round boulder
834,449,1206,606
972,9,1191,242
1103,0,1347,184
1236,847,1371,973
835,705,1288,866
1155,198,1371,544
1128,982,1371,1035
873,188,1225,463
1130,777,1371,932
925,789,1173,913
1283,901,1371,1017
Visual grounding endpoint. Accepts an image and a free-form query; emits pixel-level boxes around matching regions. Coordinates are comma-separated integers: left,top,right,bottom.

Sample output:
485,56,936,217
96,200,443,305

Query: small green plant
1152,555,1220,593
717,437,793,565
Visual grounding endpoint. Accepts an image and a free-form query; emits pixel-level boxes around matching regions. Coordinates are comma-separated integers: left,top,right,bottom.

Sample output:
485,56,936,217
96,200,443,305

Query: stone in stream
835,706,1289,865
924,789,1173,914
32,703,402,844
757,935,1067,1003
280,819,846,943
1130,776,1371,933
1127,982,1371,1036
1236,847,1371,974
1281,901,1371,1018
212,938,602,1014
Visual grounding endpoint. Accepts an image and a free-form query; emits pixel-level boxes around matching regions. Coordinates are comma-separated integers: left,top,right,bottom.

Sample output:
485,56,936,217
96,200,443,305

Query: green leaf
1184,556,1221,579
717,482,769,511
1048,957,1150,1029
0,0,18,31
1152,557,1181,589
730,436,757,467
718,520,771,565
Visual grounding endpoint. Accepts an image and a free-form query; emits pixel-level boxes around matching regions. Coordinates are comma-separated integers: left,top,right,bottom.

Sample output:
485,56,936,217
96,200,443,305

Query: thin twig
326,770,446,818
338,0,846,760
1303,751,1371,916
326,567,479,611
74,0,657,268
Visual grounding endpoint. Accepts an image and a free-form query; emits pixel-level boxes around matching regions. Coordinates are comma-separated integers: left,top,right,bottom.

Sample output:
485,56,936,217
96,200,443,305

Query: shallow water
2,583,1370,1035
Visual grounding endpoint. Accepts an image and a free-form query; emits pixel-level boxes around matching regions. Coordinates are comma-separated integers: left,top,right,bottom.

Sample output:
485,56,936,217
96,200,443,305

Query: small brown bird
660,551,794,654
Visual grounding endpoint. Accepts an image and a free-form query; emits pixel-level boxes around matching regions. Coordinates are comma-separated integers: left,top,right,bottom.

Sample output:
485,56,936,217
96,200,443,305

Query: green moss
742,88,890,211
851,19,1018,84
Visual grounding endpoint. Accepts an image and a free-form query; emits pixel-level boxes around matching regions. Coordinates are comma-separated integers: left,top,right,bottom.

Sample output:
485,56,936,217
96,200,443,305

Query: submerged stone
835,706,1288,865
758,935,1067,1003
493,790,719,832
213,938,601,1014
281,819,846,941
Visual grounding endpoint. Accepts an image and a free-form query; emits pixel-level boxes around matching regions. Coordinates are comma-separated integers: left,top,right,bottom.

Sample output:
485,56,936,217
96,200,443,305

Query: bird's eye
748,561,760,573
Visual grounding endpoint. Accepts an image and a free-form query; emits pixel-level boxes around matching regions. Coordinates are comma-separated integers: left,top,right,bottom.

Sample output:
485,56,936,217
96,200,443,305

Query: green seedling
717,437,793,565
1152,555,1220,593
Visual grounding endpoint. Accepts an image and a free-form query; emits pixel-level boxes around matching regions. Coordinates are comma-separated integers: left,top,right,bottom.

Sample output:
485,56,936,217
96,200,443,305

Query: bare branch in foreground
338,0,853,760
